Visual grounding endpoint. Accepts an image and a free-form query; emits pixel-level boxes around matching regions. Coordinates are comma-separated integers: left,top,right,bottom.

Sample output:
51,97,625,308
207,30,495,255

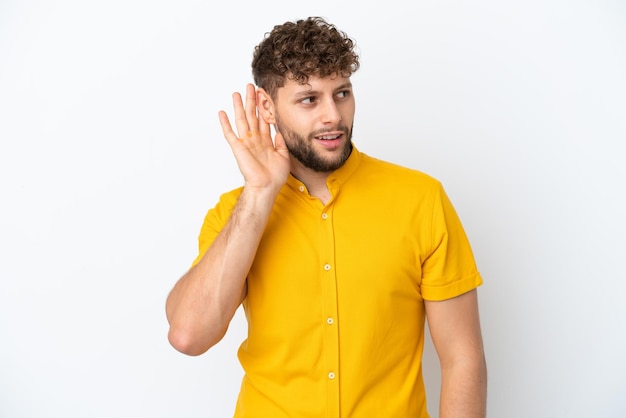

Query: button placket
318,204,339,415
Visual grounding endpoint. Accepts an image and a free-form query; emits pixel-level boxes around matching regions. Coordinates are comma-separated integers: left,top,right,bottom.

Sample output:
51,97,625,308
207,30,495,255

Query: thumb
273,131,288,152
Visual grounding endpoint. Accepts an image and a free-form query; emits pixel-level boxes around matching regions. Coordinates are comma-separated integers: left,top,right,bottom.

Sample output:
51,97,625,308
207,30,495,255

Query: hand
219,84,290,192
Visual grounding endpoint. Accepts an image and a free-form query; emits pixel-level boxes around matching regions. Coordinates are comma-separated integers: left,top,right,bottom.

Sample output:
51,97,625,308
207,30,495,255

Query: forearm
166,186,278,355
439,355,488,418
425,290,487,417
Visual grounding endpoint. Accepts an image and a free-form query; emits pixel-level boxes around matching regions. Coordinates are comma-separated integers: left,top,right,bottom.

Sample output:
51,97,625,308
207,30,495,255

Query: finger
273,130,288,152
258,113,271,143
218,110,239,147
232,91,249,139
244,84,259,131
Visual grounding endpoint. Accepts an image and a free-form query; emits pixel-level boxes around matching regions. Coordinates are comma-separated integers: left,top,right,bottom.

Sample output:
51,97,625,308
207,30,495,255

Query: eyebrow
293,82,353,99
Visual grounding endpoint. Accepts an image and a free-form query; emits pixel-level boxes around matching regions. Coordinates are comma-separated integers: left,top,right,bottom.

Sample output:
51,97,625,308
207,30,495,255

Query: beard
275,118,353,173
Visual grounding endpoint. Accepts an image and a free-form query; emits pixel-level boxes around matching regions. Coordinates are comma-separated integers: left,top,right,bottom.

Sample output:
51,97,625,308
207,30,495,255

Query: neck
290,161,333,205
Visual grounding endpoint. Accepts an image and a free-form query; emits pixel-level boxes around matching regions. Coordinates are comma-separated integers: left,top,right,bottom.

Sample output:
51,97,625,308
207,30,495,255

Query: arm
165,84,290,356
425,289,487,418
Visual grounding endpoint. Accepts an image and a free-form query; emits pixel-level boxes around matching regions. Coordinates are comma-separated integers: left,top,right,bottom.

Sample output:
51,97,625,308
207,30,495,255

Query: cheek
340,103,355,123
281,113,311,135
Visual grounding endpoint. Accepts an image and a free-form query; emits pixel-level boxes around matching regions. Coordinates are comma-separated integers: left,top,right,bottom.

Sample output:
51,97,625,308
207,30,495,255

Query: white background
1,0,625,417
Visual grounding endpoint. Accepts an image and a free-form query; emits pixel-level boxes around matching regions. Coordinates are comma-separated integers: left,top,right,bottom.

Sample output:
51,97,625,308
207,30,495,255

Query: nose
320,98,342,125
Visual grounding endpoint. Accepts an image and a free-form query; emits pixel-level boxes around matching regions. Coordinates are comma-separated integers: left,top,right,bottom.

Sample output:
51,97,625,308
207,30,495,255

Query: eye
300,96,316,104
336,90,351,99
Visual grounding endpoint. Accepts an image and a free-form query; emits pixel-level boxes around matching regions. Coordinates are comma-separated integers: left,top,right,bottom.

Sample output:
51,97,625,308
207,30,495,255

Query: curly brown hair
251,17,360,98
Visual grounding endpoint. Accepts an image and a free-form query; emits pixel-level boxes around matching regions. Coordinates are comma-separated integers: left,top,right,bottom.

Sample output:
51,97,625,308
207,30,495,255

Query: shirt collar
285,144,362,194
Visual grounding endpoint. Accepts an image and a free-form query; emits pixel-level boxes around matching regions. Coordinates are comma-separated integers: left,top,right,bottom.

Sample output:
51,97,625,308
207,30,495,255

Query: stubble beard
276,120,354,173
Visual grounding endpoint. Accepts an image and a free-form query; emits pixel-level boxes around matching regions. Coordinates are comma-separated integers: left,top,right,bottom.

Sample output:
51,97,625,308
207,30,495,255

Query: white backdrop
1,1,625,417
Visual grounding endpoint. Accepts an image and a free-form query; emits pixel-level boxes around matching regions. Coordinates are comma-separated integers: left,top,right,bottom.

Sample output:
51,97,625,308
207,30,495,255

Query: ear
256,88,276,124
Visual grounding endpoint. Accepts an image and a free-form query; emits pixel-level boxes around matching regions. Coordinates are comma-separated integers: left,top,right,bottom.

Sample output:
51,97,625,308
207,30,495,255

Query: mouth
314,132,344,149
315,133,342,141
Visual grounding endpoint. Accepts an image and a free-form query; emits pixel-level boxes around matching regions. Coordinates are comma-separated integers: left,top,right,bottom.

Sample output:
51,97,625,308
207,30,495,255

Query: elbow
165,289,235,356
167,323,225,356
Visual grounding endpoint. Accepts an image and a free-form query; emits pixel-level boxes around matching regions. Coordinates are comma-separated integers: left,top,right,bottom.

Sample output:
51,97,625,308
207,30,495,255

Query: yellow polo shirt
193,147,482,417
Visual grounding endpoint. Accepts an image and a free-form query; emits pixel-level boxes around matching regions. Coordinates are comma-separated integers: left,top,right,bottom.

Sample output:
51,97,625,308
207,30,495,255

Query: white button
327,317,334,325
328,372,335,379
299,186,305,192
323,264,331,271
321,213,328,219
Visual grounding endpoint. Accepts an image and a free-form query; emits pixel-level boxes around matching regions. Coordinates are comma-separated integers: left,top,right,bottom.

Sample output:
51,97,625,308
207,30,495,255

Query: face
270,75,355,173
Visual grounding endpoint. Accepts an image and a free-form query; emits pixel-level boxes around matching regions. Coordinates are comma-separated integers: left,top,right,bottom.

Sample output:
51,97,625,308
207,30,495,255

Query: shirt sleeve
419,183,483,301
190,188,243,268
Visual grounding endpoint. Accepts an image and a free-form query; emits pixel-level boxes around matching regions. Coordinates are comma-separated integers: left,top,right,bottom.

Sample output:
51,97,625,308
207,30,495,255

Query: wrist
239,183,281,209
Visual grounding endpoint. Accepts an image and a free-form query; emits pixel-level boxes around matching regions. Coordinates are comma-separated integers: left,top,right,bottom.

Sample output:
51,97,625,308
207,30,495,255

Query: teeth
318,134,340,140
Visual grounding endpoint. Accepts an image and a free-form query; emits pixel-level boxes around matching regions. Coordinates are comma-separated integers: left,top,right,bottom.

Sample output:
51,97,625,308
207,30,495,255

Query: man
166,16,487,418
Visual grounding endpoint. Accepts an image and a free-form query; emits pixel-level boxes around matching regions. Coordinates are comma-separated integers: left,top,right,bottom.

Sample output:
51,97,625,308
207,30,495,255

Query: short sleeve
190,188,243,268
420,184,482,301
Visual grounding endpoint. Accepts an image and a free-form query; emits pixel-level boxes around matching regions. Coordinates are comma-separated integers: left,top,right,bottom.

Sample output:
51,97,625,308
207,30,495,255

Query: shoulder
216,186,244,207
201,186,244,225
356,152,442,190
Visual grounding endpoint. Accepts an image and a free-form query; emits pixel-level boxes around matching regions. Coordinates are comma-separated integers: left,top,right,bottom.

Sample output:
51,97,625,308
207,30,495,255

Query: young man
166,16,487,418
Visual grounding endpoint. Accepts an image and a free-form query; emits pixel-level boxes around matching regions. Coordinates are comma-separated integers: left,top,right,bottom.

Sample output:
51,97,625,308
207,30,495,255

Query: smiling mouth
315,133,342,141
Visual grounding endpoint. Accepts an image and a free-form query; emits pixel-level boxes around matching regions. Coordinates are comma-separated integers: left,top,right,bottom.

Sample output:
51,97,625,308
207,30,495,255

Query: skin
426,290,488,417
165,75,487,417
